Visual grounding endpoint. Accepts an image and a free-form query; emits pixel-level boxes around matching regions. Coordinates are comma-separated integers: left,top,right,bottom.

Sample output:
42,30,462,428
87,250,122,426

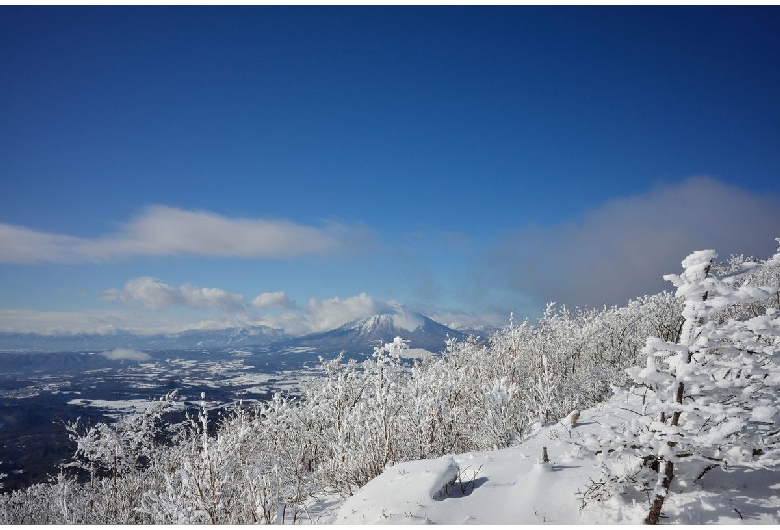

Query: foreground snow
328,390,780,524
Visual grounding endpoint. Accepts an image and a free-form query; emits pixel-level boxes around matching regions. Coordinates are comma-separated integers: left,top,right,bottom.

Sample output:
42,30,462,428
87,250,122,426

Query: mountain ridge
0,309,470,354
0,325,287,352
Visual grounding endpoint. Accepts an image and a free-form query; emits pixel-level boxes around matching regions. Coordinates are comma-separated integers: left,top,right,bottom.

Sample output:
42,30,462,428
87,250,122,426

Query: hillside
331,389,780,524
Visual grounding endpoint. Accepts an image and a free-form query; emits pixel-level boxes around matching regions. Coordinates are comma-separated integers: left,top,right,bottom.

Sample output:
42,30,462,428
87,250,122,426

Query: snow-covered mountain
268,308,466,355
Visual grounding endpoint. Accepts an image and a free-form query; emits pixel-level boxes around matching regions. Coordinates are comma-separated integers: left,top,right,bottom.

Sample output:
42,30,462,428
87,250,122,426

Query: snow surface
400,347,430,360
352,307,426,333
328,390,780,525
66,398,188,418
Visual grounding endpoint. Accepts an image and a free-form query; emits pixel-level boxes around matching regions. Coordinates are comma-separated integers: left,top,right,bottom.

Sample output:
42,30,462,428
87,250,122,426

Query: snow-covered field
66,397,189,418
327,390,780,525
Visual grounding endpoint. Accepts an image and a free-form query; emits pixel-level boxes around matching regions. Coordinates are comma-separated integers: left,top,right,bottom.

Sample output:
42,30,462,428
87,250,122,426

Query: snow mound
334,456,459,524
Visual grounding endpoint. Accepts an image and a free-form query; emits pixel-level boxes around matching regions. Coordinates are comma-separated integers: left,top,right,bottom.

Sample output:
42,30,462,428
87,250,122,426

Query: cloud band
0,205,369,264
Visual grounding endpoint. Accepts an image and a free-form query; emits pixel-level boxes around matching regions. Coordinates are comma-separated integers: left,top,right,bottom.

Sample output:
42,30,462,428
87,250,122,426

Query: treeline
1,240,778,524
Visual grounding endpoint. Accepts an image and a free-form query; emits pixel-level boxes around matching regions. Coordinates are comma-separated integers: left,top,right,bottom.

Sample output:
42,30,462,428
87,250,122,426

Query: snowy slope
330,390,780,525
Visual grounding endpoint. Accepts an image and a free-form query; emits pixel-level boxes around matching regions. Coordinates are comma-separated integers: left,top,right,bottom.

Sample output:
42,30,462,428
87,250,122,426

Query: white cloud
305,292,381,330
102,348,151,361
263,292,383,335
0,224,84,264
179,284,245,311
479,176,780,310
250,291,295,309
103,278,178,310
0,205,373,264
103,277,246,311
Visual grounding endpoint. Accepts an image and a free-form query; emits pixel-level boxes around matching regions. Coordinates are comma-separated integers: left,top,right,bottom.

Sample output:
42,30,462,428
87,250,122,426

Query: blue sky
1,6,779,335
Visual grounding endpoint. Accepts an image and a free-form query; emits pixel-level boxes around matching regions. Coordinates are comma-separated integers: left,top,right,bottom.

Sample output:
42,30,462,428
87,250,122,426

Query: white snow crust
329,390,780,525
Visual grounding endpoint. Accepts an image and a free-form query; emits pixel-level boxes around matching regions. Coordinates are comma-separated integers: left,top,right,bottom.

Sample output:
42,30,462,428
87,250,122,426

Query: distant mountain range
0,325,287,352
0,308,469,355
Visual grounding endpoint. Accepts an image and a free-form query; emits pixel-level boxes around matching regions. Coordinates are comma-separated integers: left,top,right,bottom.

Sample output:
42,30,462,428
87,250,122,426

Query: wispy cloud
102,277,298,314
102,348,151,361
260,292,386,335
304,292,385,333
250,291,296,309
0,205,373,264
478,176,780,310
102,277,247,311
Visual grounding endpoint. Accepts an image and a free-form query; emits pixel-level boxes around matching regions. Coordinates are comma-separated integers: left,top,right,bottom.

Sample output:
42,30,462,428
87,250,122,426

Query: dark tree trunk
645,460,674,524
647,375,685,523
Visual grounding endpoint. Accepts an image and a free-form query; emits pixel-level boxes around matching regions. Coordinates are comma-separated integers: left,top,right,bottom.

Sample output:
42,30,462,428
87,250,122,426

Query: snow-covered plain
66,397,188,419
329,389,780,525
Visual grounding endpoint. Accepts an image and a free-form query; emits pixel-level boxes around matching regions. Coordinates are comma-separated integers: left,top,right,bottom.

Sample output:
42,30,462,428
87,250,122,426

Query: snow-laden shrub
303,338,411,495
585,238,780,524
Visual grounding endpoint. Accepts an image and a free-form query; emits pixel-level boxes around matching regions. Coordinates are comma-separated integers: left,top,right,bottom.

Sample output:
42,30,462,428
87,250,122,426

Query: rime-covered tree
586,239,780,524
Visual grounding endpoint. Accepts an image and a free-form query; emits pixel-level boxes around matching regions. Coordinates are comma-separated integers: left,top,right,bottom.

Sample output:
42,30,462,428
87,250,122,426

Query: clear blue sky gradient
1,7,779,333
